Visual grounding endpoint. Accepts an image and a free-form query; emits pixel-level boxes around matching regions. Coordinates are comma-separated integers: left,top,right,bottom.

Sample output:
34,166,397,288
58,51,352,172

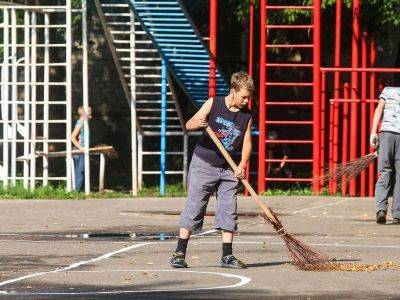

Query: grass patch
0,184,131,200
262,187,315,196
137,183,187,197
0,184,83,199
261,187,337,196
0,183,187,199
0,184,334,199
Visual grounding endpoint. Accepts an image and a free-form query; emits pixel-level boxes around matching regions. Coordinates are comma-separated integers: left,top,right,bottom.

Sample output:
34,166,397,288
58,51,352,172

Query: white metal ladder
96,0,189,189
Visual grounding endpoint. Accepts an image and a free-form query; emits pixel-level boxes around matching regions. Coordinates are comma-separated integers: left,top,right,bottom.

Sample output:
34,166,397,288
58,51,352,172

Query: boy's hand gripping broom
206,126,332,271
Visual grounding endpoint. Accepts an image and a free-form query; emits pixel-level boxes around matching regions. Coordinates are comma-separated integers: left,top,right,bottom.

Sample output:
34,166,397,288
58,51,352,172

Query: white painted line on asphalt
290,198,350,215
193,229,218,237
0,270,251,296
0,233,68,237
0,242,152,288
1,237,400,294
0,239,130,244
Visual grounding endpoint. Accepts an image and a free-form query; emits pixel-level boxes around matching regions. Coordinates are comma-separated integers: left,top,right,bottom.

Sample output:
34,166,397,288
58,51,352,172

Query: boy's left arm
236,119,252,180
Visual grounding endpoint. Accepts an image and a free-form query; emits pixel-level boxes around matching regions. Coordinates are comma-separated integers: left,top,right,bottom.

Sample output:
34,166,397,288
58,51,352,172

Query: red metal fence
257,0,400,196
258,0,321,193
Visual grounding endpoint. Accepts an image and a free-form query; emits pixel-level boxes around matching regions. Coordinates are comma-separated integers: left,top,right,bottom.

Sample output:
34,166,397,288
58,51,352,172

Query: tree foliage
235,0,400,37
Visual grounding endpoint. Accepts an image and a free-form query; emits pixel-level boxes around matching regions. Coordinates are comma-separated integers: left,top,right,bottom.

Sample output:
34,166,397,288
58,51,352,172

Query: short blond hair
231,71,254,94
77,105,92,116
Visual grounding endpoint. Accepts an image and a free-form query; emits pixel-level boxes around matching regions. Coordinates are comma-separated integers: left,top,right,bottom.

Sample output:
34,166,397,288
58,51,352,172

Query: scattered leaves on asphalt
330,261,400,272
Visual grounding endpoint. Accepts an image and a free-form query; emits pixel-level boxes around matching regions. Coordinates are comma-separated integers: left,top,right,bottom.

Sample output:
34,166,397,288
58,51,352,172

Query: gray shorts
179,154,239,232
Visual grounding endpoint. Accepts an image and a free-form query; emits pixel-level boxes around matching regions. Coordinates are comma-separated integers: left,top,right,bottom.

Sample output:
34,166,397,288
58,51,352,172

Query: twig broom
315,152,378,188
206,127,332,271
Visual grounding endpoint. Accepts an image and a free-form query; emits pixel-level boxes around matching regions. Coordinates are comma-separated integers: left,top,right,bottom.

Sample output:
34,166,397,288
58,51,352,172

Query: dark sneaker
221,255,246,269
393,218,400,225
376,210,387,224
170,252,188,268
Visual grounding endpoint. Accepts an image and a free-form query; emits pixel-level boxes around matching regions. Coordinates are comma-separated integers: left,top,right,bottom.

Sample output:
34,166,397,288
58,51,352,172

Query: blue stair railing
125,0,229,106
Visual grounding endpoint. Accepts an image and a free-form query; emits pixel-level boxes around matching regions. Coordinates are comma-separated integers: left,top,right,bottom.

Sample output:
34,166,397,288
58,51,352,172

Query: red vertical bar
258,0,266,193
328,96,334,194
245,0,254,195
248,0,254,82
342,83,350,196
320,71,327,185
312,0,322,194
332,0,342,194
368,36,377,197
349,0,360,196
209,0,217,97
360,32,368,196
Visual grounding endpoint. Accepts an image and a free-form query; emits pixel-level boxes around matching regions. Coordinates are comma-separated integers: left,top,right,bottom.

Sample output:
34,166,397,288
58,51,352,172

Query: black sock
176,238,189,254
222,242,233,257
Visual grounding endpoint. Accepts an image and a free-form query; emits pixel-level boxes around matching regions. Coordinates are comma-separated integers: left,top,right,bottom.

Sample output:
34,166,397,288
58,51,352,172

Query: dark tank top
193,96,252,167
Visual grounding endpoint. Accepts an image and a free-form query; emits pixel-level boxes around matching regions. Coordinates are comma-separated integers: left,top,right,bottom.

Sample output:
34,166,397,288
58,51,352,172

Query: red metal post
312,0,322,193
332,0,342,194
248,0,254,82
245,0,254,195
328,96,334,193
349,0,360,196
360,32,368,196
342,83,350,196
320,71,327,184
209,0,217,97
258,0,266,193
368,36,377,197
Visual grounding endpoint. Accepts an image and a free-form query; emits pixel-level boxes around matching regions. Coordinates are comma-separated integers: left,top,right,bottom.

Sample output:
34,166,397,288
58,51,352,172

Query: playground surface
0,196,400,299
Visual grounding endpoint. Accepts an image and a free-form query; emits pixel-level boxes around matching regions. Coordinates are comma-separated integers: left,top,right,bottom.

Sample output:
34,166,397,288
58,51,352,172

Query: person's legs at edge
74,154,84,191
375,132,395,224
391,133,400,224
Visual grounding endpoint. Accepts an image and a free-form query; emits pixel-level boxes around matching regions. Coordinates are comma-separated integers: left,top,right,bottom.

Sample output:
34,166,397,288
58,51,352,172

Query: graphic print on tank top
194,97,252,167
214,117,241,151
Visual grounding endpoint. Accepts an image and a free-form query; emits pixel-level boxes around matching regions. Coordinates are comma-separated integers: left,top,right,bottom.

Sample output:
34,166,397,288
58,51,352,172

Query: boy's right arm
185,98,213,131
370,98,385,149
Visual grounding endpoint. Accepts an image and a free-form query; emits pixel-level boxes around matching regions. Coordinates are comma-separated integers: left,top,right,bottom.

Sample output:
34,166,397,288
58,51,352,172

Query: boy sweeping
170,72,253,269
370,87,400,224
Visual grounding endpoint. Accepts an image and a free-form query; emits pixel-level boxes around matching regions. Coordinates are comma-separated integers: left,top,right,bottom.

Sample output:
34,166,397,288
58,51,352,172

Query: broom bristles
315,152,378,188
265,210,333,271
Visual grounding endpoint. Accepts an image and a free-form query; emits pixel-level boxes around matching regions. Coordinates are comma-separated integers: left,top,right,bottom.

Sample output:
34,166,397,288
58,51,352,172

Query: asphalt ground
0,196,400,299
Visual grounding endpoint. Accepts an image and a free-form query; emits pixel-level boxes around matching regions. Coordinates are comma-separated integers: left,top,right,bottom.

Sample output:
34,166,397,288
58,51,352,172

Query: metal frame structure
81,0,90,195
208,0,217,98
256,0,400,196
320,1,400,197
95,0,191,196
4,1,399,198
126,0,229,107
0,2,75,190
258,0,320,193
0,0,227,196
0,1,96,194
122,0,229,195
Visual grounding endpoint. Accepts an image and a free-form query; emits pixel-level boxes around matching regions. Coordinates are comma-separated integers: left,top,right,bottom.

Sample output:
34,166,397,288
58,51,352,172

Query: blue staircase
125,0,229,106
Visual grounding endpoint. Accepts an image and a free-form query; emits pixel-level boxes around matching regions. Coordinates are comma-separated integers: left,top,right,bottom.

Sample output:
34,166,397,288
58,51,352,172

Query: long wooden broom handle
205,126,278,223
36,146,114,157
